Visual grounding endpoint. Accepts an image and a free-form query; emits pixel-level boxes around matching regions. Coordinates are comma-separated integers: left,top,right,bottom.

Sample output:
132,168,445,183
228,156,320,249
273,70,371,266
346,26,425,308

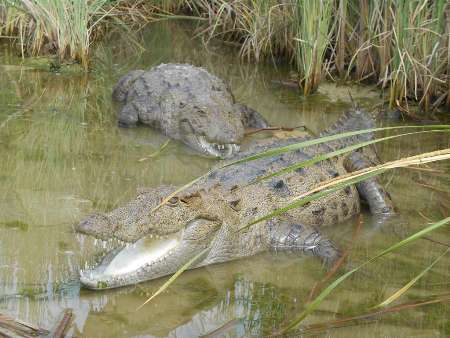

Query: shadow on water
0,21,449,337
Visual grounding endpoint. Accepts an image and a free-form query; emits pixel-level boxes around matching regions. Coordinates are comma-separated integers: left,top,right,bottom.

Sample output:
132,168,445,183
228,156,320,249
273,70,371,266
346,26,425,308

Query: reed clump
0,0,191,69
186,0,449,112
1,0,448,111
0,0,113,69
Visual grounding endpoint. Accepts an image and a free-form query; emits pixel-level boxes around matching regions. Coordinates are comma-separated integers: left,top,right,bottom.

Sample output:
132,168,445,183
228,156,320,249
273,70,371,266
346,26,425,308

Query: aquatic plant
0,0,116,68
279,217,450,334
1,0,448,110
185,0,449,111
136,134,449,335
293,0,334,95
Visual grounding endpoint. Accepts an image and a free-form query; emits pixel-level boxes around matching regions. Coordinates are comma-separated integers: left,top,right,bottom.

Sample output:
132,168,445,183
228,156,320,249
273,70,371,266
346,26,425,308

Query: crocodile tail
319,109,376,149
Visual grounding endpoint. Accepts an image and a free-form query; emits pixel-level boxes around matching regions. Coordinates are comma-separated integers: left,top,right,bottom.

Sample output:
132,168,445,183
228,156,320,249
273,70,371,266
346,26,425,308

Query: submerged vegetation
1,0,449,111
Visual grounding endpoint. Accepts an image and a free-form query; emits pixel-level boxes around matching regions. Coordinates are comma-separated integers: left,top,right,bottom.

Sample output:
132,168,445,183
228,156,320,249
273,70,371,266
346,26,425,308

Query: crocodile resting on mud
77,110,395,289
113,63,268,158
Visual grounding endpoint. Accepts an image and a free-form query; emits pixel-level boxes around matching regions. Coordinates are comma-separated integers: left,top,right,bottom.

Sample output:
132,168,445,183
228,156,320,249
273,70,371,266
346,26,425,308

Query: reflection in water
0,22,449,337
78,255,313,337
165,277,285,338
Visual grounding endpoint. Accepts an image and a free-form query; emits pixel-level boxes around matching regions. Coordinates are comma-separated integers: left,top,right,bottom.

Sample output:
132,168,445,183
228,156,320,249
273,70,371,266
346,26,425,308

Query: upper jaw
76,213,117,241
191,135,240,158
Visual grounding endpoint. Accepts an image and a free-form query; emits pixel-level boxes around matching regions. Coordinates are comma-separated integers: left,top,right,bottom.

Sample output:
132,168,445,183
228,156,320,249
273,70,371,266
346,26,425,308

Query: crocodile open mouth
80,231,182,289
197,136,239,158
80,218,220,290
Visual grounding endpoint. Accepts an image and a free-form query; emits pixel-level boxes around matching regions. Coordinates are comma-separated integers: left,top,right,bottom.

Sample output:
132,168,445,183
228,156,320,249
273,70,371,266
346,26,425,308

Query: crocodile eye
168,197,179,206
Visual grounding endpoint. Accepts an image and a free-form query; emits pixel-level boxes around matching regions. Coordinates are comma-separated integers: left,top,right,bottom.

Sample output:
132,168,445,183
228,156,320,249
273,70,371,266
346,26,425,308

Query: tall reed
385,0,448,111
184,0,449,111
0,0,116,69
293,0,333,95
1,0,448,111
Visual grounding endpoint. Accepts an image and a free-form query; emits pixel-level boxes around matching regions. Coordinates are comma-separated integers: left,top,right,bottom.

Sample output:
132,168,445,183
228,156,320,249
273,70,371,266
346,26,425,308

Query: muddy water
0,22,449,337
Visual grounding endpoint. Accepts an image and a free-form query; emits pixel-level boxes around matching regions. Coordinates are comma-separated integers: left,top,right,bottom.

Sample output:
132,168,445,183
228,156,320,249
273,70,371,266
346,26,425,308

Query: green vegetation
0,0,184,69
1,0,448,110
189,0,449,112
1,220,29,231
375,248,449,309
280,216,450,334
0,0,115,69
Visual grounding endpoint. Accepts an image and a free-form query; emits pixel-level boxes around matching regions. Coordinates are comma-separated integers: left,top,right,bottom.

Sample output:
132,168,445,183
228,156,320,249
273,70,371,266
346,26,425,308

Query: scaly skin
113,63,268,158
77,110,395,289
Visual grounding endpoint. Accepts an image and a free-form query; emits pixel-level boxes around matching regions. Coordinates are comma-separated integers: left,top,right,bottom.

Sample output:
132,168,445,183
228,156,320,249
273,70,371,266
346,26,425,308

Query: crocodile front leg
344,151,395,215
268,219,340,265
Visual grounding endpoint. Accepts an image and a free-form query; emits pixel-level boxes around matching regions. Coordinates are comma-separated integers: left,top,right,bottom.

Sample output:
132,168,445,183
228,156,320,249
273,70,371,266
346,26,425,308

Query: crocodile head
177,103,244,158
79,217,221,289
114,64,248,158
77,189,228,289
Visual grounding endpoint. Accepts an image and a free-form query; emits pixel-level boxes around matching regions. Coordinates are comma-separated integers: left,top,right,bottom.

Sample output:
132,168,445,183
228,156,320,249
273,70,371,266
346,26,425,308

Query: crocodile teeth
197,136,239,158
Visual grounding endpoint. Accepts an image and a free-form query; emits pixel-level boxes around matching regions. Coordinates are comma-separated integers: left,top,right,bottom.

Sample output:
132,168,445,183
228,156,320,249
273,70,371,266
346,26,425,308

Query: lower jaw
80,264,174,290
80,244,210,290
80,262,194,290
80,272,142,290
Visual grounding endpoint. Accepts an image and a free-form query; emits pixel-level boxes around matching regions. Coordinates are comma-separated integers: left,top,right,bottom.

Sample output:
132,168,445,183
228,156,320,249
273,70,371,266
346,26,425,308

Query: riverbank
1,1,449,112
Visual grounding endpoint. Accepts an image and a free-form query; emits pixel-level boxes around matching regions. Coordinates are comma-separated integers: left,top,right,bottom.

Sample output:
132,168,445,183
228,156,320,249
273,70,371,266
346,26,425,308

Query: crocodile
77,110,394,289
113,63,268,158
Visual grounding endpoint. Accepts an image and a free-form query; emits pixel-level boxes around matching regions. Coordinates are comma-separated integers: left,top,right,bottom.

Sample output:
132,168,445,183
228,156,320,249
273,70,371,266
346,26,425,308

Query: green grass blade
281,216,450,333
255,130,448,182
299,294,450,334
241,148,450,231
136,247,209,310
222,125,450,168
291,148,450,201
282,268,358,332
154,127,450,212
375,248,450,308
240,169,387,231
138,139,171,162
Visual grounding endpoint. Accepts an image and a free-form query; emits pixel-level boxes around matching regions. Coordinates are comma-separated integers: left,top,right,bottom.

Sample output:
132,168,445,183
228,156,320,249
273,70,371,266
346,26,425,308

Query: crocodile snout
76,213,117,240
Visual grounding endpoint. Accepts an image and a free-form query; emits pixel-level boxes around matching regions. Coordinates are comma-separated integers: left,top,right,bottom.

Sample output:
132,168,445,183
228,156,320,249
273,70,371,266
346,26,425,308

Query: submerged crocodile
77,110,394,289
113,63,268,158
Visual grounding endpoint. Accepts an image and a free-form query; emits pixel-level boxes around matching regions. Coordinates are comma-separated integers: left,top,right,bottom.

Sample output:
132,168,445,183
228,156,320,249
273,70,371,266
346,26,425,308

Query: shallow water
0,22,449,337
